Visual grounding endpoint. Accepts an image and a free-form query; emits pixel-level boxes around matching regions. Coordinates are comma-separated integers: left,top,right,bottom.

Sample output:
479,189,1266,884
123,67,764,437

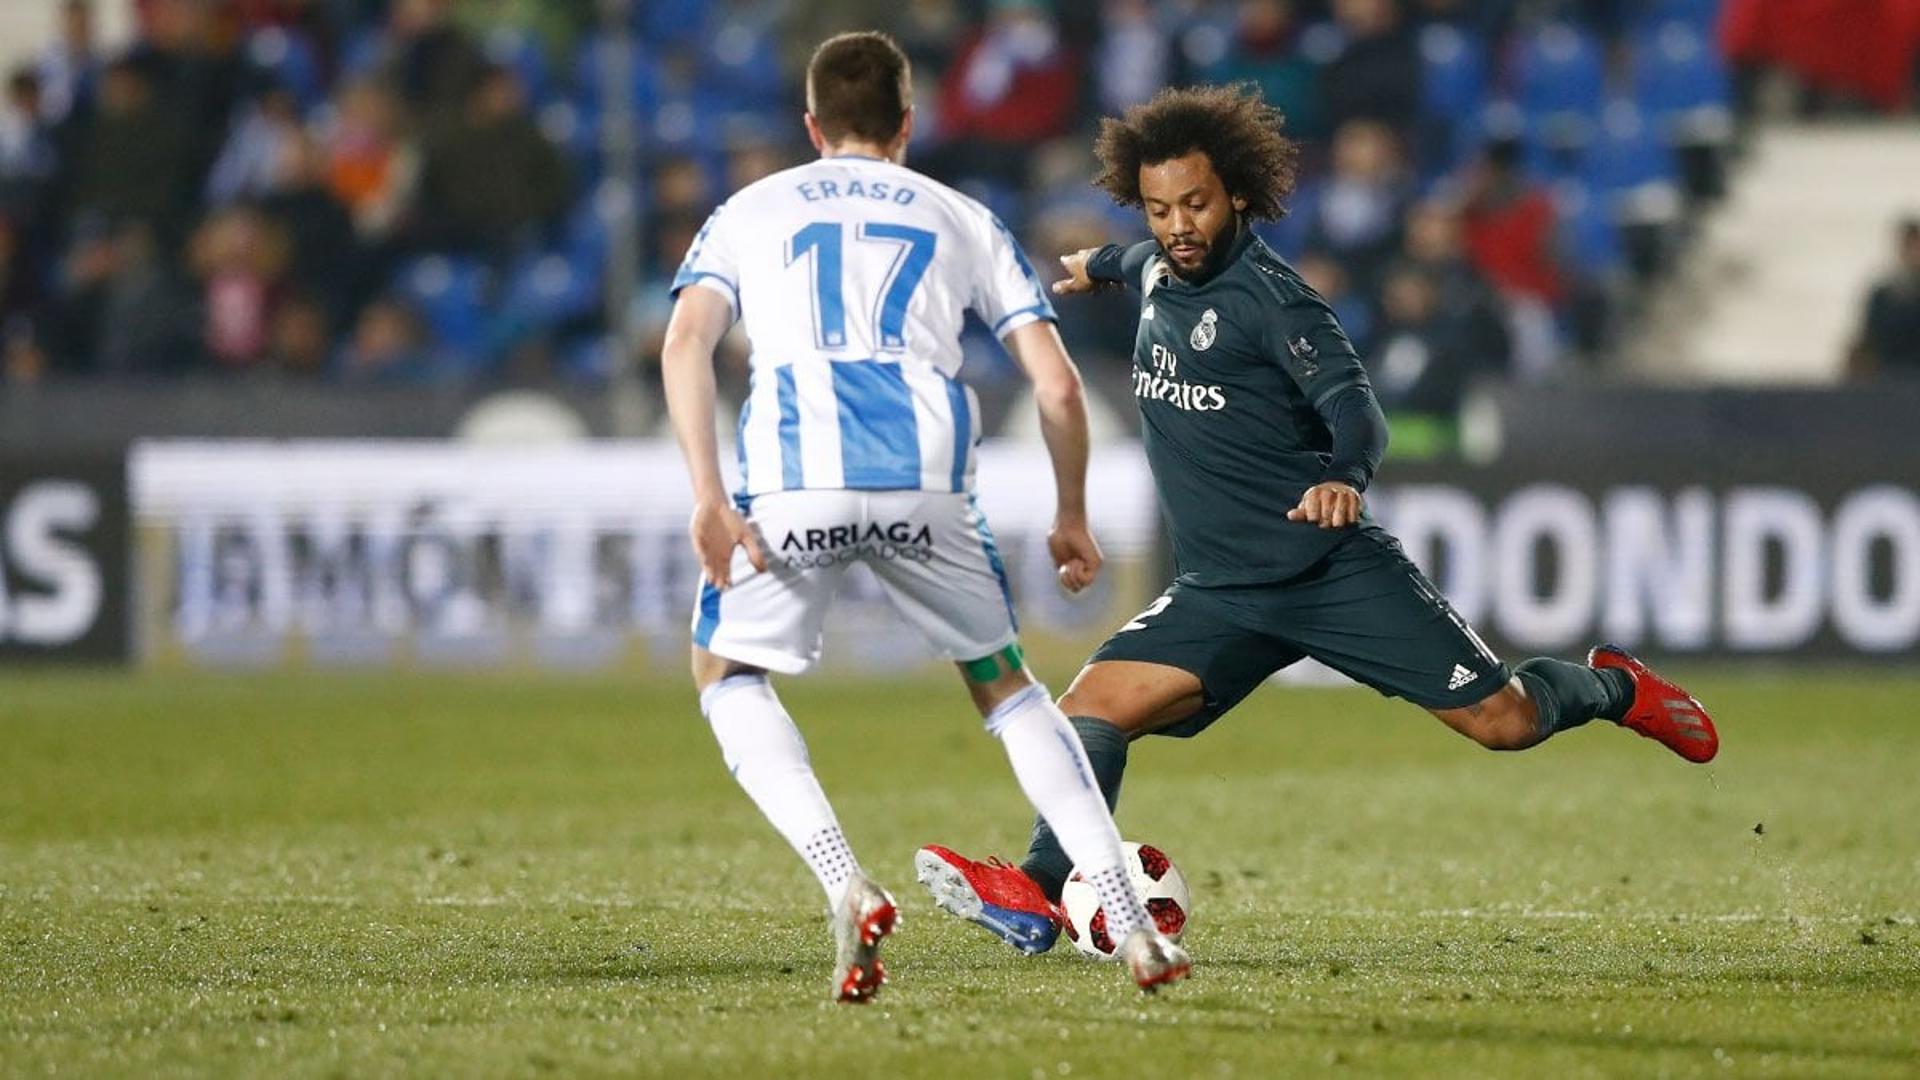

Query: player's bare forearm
1003,320,1090,519
1037,394,1090,522
1003,319,1102,589
1033,383,1102,589
1051,248,1101,296
662,286,766,586
661,287,735,506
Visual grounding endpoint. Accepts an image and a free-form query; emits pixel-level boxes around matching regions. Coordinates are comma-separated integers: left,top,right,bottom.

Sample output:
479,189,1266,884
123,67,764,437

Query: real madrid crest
1190,308,1218,351
1287,334,1319,375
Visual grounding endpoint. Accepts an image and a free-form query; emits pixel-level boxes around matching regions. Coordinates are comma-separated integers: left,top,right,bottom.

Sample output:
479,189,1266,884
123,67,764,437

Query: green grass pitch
3,668,1917,1077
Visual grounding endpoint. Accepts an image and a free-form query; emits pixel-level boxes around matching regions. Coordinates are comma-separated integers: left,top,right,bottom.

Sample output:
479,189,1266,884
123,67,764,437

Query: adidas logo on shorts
1447,664,1477,691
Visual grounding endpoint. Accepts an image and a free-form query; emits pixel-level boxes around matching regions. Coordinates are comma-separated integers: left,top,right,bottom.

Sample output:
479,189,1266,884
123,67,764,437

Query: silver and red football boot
1118,927,1191,993
831,872,898,1004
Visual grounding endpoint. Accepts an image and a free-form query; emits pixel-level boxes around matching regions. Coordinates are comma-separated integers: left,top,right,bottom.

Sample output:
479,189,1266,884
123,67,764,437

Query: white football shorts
690,489,1019,674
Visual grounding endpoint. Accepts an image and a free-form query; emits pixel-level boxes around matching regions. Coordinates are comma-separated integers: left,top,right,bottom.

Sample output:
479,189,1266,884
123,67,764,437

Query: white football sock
701,673,859,909
986,684,1147,939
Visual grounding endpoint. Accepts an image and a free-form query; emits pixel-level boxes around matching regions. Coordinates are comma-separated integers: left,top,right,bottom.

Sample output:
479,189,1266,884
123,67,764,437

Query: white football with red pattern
1059,841,1191,959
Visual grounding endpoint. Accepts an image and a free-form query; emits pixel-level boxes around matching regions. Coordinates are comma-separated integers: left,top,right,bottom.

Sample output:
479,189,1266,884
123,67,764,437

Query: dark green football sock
1514,657,1635,738
1020,716,1128,902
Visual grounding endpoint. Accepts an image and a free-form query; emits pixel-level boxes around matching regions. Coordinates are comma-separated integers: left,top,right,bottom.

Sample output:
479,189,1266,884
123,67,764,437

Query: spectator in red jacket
1460,138,1566,377
1723,0,1920,112
936,0,1079,184
1461,138,1563,306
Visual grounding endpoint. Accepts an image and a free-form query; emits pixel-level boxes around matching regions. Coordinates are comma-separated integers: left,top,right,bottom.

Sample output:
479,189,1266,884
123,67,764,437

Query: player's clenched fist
1051,248,1104,295
1048,515,1104,593
689,499,766,589
1286,481,1362,529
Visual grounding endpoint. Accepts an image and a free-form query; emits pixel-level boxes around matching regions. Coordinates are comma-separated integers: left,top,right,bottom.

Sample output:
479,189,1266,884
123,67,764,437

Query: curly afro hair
1093,84,1300,221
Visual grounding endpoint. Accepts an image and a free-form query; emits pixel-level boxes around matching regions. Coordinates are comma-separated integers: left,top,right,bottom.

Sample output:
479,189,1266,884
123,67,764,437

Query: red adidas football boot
1589,644,1719,763
914,845,1061,954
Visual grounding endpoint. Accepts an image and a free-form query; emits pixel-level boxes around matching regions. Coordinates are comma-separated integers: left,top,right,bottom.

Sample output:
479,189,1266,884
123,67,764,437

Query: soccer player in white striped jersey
661,32,1188,1003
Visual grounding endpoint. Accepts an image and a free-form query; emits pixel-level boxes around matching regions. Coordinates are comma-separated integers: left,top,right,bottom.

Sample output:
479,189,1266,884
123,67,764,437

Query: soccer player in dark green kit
914,85,1720,955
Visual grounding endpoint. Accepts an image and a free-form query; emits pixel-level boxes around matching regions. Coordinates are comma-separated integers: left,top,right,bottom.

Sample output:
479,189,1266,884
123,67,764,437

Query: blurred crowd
0,0,1813,429
1,0,607,388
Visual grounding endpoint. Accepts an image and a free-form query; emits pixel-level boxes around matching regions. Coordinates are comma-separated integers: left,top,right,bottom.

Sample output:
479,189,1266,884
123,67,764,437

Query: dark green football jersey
1088,229,1378,586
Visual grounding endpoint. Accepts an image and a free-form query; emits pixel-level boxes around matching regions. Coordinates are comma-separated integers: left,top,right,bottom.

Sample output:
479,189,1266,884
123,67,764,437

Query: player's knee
1056,685,1149,735
691,647,763,694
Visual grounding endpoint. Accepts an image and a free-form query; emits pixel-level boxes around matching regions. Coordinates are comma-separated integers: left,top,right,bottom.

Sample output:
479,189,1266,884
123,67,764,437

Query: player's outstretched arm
1052,241,1158,297
1002,319,1103,593
1051,248,1102,296
662,285,765,588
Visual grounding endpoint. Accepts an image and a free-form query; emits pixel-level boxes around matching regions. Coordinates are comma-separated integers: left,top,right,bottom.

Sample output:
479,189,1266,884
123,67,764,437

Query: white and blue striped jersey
671,154,1056,496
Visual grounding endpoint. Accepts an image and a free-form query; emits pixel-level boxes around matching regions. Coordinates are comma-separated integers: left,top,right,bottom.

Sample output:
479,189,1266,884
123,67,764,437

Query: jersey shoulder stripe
1242,242,1315,306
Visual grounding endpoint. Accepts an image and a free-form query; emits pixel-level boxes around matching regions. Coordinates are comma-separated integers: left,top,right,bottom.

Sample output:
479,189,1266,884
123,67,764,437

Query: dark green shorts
1089,528,1511,738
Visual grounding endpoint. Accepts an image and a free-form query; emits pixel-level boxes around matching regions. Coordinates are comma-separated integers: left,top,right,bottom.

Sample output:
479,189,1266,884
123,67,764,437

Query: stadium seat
1585,100,1683,223
639,0,710,48
538,100,600,175
486,27,554,108
1551,180,1624,277
559,334,619,382
1632,0,1721,33
483,251,603,361
1417,23,1489,174
245,28,326,111
564,182,626,270
1513,21,1608,151
1420,24,1487,122
1632,17,1735,199
502,252,601,328
1633,20,1734,127
393,255,493,361
702,15,785,113
571,33,661,117
1520,126,1588,183
650,89,729,151
1585,102,1683,280
1447,99,1526,180
337,26,386,80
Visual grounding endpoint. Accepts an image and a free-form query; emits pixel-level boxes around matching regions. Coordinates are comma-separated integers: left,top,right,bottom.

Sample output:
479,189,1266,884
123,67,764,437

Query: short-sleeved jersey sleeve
971,213,1057,338
670,201,741,317
1264,294,1371,407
